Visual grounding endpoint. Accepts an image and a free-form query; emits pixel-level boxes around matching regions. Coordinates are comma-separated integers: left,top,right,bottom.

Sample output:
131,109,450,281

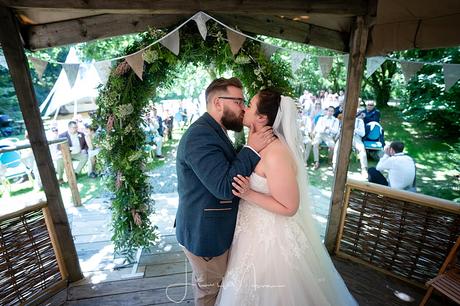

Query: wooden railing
0,201,68,305
335,179,460,287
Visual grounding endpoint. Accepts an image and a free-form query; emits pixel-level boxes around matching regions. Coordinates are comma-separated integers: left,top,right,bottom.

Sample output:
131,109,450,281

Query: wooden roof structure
0,0,459,286
2,0,460,54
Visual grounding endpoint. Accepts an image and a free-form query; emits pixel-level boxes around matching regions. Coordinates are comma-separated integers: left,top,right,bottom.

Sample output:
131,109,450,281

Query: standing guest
84,123,100,178
163,110,174,140
300,114,313,165
312,106,340,169
368,141,416,191
357,100,381,124
175,77,275,306
333,116,368,178
150,107,165,158
56,120,88,183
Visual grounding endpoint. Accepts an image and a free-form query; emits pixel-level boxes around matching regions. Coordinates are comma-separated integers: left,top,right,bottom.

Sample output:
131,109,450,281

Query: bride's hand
232,175,251,198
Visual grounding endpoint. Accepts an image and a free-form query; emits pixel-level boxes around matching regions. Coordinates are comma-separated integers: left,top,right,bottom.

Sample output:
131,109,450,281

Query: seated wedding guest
56,120,88,183
368,141,416,191
312,106,339,169
357,100,381,124
84,123,100,178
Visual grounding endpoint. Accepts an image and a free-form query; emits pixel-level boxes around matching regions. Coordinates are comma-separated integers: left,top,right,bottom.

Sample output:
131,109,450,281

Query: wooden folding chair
420,236,460,305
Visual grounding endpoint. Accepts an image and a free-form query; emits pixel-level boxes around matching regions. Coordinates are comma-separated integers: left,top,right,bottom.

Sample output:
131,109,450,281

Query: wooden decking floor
53,239,453,306
46,192,454,306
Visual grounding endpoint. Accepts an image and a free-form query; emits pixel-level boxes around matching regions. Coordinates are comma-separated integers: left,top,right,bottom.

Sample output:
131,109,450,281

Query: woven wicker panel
339,188,460,284
0,208,61,305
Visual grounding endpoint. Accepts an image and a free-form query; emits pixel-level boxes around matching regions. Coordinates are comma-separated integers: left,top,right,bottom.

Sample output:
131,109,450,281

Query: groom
175,77,274,306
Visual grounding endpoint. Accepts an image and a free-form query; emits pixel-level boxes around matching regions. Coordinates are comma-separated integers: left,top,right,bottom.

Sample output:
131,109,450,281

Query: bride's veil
272,96,356,305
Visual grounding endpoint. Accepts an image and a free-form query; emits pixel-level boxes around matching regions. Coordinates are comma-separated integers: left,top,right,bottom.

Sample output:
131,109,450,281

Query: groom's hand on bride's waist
247,124,276,153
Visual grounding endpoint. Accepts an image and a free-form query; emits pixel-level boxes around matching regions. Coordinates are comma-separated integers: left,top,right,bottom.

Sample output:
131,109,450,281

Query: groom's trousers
182,247,229,306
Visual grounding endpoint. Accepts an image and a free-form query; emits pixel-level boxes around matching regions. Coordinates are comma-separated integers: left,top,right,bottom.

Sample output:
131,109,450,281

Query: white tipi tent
39,47,108,118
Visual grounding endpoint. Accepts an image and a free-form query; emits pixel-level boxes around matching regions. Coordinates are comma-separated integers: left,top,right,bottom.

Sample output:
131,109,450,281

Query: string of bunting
0,11,459,90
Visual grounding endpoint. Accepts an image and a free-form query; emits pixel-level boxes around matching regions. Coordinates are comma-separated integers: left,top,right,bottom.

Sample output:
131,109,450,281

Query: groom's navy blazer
176,112,260,257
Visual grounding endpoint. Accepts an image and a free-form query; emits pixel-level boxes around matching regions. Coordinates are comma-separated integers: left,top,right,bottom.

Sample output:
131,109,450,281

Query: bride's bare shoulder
263,140,294,164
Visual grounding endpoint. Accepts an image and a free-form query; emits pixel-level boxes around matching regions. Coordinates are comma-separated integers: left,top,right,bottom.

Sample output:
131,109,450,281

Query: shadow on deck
47,192,453,305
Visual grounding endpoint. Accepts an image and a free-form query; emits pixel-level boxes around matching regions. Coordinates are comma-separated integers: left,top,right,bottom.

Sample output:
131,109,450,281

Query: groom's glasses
218,96,246,107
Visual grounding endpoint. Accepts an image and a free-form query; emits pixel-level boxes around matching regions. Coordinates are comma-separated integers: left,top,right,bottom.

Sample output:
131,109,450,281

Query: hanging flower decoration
93,22,292,261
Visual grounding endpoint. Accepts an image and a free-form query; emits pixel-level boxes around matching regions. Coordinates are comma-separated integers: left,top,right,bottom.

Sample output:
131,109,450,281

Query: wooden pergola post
0,7,83,281
324,16,370,253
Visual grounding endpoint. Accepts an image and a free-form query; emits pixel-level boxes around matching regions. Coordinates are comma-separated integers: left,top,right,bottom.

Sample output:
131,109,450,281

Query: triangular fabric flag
0,54,8,70
94,60,112,84
443,64,460,91
30,57,48,80
290,51,307,73
318,56,334,78
160,30,180,56
343,54,349,71
261,43,278,60
126,52,144,80
62,63,80,88
366,56,386,78
400,61,423,82
192,12,210,40
226,29,246,55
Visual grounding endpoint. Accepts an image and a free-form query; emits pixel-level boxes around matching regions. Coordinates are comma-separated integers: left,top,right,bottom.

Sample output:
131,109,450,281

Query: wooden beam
2,0,368,16
60,142,81,207
0,7,83,282
25,14,185,50
214,14,348,52
324,16,369,253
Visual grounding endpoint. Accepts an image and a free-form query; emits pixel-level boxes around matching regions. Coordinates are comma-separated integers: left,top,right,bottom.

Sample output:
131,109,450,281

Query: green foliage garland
94,22,293,259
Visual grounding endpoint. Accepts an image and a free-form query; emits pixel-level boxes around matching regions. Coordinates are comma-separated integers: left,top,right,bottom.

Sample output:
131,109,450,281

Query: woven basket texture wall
0,208,61,305
339,188,460,284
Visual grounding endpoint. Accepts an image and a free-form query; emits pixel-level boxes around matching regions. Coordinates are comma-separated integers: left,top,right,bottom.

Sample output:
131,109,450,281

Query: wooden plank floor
46,192,454,306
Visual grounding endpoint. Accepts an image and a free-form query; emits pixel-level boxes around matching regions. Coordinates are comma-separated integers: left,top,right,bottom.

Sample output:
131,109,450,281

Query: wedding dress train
215,172,358,306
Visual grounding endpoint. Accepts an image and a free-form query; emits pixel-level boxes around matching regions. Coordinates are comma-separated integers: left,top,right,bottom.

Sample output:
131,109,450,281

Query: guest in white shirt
368,141,416,190
312,106,339,169
56,120,88,183
333,117,368,177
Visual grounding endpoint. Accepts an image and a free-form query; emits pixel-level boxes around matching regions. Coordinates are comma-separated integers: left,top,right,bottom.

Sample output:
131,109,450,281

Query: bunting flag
94,60,113,85
318,56,334,78
443,64,460,91
62,63,80,88
400,61,423,82
290,51,307,73
192,12,210,40
342,54,349,71
30,57,48,80
261,43,278,60
0,54,8,70
226,28,246,55
126,52,144,80
366,56,386,78
160,30,180,56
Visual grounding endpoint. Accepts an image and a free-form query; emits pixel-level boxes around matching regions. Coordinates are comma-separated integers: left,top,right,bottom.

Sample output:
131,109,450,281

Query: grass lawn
307,106,460,202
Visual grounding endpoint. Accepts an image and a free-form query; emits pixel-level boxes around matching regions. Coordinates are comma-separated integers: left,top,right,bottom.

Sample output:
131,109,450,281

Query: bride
215,90,358,306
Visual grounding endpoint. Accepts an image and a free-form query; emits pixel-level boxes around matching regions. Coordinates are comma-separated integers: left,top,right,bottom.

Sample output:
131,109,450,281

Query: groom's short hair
205,77,243,104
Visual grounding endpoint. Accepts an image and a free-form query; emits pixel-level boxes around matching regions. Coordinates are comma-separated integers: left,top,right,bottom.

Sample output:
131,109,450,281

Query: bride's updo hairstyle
256,89,281,127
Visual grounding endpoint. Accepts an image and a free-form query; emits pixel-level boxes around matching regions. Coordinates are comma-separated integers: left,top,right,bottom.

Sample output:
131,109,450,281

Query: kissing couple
175,77,358,306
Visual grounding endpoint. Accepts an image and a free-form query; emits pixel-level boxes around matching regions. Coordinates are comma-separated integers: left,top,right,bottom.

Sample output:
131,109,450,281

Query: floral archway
94,21,293,259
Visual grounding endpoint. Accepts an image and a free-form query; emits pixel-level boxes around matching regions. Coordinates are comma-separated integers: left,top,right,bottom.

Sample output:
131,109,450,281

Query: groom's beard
221,107,244,132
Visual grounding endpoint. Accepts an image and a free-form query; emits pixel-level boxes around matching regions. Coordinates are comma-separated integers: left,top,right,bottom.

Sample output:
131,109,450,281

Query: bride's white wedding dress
216,173,358,306
216,95,358,306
